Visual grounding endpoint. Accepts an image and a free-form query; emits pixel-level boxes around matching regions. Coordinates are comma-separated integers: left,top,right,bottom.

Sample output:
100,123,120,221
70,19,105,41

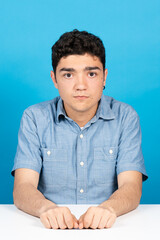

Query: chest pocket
41,148,68,188
94,146,118,185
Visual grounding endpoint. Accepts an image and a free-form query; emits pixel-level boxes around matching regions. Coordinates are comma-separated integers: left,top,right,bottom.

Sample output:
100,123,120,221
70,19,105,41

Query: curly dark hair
51,29,105,74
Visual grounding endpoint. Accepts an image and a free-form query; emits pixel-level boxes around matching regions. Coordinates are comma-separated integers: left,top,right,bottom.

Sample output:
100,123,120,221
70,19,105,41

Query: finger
63,211,74,229
78,214,84,229
47,215,59,229
90,213,102,229
78,214,83,223
105,215,116,228
72,214,78,222
79,222,83,229
83,211,94,229
72,214,79,228
73,221,79,229
98,213,109,229
56,212,67,229
40,215,52,229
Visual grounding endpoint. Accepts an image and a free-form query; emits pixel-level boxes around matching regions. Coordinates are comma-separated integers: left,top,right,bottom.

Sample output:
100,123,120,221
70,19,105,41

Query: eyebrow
85,67,101,71
59,66,101,72
59,68,75,72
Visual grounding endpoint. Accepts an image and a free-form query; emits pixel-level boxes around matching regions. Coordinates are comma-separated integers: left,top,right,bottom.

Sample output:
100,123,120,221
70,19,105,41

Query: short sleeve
116,110,148,181
11,110,42,176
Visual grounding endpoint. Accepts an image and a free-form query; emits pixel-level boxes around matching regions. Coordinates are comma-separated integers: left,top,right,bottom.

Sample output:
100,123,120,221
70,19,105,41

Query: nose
74,73,87,91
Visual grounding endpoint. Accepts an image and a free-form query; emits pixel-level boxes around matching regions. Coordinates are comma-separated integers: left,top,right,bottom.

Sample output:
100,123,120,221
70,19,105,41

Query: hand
40,206,79,229
78,206,116,229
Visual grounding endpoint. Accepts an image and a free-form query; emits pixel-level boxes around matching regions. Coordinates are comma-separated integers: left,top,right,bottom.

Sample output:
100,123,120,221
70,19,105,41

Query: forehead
57,53,103,70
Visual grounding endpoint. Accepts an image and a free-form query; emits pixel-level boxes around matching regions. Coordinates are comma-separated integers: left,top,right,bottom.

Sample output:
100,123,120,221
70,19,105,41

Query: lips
74,96,89,100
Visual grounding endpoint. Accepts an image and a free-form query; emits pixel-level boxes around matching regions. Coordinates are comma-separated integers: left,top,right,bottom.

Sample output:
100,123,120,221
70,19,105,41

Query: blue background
0,0,160,204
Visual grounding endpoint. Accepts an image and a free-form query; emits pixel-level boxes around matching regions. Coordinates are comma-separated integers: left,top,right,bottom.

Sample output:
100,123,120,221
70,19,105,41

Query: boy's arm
13,168,78,229
78,170,142,229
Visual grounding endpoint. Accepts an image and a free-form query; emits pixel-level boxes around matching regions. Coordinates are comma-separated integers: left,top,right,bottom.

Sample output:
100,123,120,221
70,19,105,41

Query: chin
75,107,92,113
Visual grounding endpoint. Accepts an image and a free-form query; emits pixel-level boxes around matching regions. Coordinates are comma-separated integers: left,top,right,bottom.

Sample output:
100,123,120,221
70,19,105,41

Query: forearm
13,183,57,217
99,182,142,217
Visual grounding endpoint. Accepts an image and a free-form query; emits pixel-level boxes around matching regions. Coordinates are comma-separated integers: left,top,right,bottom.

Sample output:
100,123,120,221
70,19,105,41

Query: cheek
58,83,72,99
89,79,103,92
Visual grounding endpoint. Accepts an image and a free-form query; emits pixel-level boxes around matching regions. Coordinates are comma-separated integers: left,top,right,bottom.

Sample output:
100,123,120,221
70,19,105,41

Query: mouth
73,96,89,100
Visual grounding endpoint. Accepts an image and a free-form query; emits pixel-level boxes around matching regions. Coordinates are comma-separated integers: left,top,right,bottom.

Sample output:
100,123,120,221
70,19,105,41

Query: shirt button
109,149,113,154
80,189,84,193
80,134,83,139
47,150,51,156
80,161,84,166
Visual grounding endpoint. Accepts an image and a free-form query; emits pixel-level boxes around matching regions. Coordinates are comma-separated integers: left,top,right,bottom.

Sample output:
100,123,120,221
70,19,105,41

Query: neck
63,103,99,128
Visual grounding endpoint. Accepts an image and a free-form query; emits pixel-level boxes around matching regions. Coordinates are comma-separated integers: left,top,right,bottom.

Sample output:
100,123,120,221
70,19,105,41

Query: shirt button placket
77,132,86,204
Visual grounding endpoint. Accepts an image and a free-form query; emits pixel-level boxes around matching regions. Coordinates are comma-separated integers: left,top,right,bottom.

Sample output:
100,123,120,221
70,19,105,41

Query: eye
64,73,72,79
88,72,96,77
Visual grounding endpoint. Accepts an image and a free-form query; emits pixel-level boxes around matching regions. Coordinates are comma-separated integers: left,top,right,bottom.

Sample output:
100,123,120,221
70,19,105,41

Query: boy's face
51,53,108,117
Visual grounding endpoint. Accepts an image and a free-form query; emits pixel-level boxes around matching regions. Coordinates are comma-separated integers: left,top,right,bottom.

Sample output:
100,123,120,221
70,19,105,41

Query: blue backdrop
0,0,160,204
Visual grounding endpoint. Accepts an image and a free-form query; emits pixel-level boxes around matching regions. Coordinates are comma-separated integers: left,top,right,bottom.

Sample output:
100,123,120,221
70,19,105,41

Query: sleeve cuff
11,162,41,176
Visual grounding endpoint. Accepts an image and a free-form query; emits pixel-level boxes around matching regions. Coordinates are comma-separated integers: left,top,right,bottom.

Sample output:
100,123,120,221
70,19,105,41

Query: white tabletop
0,204,159,240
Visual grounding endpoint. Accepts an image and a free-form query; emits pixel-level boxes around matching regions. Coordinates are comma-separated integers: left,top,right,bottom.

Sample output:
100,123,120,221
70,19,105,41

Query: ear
51,71,58,89
103,69,108,86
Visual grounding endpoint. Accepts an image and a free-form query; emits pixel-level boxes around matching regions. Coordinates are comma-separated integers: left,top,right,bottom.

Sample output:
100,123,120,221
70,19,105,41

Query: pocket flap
103,146,118,156
41,148,67,161
94,146,118,160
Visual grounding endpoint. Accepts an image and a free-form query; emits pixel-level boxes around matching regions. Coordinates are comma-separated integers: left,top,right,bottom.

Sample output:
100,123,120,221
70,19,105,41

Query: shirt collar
56,97,67,123
56,93,115,123
98,93,115,120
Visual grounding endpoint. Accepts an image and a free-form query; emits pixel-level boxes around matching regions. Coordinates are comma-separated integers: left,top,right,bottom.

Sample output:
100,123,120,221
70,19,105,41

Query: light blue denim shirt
11,94,148,204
